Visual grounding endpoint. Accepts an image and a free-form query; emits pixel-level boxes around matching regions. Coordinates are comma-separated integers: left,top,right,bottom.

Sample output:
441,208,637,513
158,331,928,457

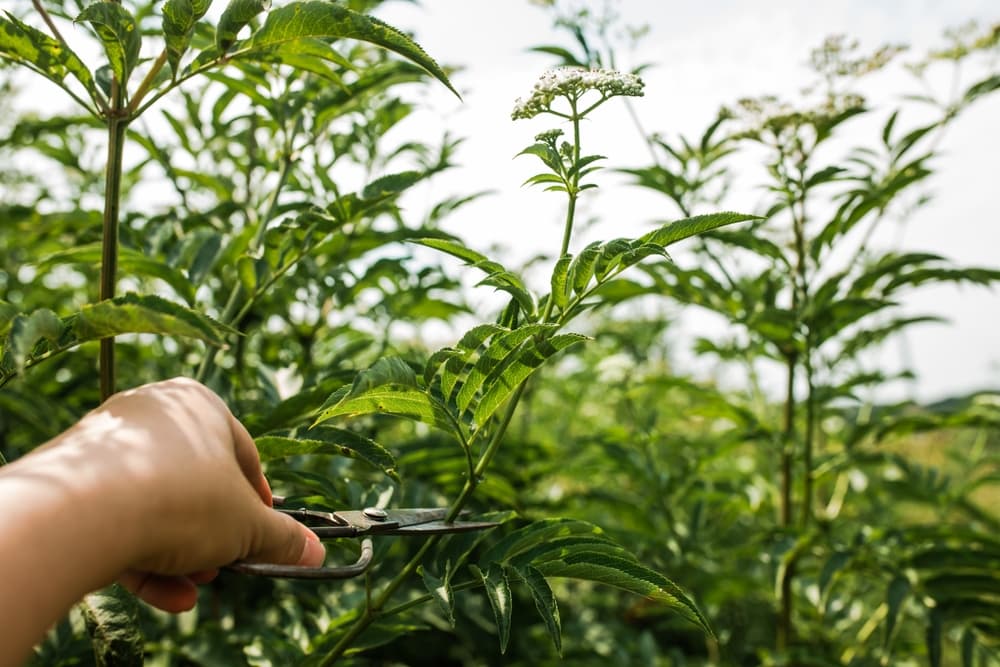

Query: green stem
126,49,168,116
99,86,128,402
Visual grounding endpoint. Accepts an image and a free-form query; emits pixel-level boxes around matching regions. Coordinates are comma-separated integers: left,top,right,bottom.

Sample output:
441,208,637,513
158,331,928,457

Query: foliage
1,1,999,665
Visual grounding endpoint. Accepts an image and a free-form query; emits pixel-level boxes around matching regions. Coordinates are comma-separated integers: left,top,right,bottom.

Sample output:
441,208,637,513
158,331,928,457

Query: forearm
0,429,137,667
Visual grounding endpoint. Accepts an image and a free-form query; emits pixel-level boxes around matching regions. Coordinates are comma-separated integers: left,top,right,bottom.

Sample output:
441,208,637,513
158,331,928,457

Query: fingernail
297,529,326,567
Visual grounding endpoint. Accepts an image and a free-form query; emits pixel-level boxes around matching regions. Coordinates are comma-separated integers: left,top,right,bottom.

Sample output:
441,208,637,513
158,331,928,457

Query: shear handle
228,537,374,579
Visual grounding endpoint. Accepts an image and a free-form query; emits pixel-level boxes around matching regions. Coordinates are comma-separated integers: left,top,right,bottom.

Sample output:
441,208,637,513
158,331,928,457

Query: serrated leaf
415,237,490,266
80,585,143,667
569,241,601,295
420,567,455,627
515,565,561,655
472,333,587,427
472,563,512,654
537,551,713,637
482,518,612,565
640,212,759,248
70,293,234,346
217,1,457,97
454,324,551,415
76,2,141,86
256,427,397,479
217,0,270,51
162,0,212,75
0,12,101,106
549,254,572,310
41,243,196,305
361,170,422,200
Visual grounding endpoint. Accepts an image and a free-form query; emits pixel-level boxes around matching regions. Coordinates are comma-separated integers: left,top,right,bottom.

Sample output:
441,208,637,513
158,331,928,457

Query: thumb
249,509,326,567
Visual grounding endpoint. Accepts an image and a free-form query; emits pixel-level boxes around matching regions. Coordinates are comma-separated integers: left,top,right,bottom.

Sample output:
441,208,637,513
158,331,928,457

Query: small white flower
512,67,645,120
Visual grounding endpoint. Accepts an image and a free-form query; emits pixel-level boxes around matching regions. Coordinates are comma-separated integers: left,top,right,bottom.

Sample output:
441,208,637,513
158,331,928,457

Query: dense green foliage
1,1,999,665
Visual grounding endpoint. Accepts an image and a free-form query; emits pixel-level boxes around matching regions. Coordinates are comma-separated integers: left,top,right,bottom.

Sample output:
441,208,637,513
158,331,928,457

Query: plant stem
777,351,796,653
99,82,128,402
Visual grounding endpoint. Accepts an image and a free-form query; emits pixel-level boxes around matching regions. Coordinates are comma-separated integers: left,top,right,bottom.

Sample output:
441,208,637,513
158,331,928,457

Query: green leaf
80,585,143,667
361,170,422,200
482,518,613,565
313,357,461,439
255,427,397,479
420,567,455,627
0,300,17,338
76,2,141,87
537,551,713,637
5,308,64,371
217,0,270,51
41,243,197,305
162,0,212,75
226,1,458,97
963,73,1000,105
549,254,572,310
640,212,759,248
883,574,910,651
415,237,490,266
569,241,601,295
0,12,101,107
70,293,234,346
472,333,587,427
515,565,561,655
472,563,512,654
454,324,551,414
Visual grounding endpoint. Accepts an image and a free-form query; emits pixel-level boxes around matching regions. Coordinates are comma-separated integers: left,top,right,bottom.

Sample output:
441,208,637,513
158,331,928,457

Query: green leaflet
420,567,455,627
80,585,143,667
514,565,561,655
255,427,397,480
0,11,100,107
313,357,461,440
4,308,64,372
640,212,759,248
162,0,212,76
361,170,423,200
76,2,141,87
217,0,270,51
472,563,512,654
454,324,552,415
536,551,713,637
549,254,572,310
41,242,197,305
198,1,457,97
471,333,587,427
70,293,234,346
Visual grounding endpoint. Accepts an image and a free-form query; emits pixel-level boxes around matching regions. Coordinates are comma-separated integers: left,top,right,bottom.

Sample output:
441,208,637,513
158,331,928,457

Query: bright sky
374,1,1000,402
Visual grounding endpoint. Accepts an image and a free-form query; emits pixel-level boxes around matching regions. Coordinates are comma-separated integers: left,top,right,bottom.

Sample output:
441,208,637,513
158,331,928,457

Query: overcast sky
373,1,1000,402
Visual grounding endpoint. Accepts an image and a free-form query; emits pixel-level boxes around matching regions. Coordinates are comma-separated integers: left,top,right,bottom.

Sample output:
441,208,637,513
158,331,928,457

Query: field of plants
1,1,999,665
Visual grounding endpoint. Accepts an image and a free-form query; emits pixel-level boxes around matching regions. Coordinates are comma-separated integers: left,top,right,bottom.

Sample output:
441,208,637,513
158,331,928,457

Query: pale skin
0,377,326,667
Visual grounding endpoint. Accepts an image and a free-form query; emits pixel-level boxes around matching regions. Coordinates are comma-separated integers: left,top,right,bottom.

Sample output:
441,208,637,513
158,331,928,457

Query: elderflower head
511,67,645,120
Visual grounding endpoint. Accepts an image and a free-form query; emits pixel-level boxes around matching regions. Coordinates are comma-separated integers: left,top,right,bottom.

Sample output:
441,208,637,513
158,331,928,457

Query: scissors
230,496,497,579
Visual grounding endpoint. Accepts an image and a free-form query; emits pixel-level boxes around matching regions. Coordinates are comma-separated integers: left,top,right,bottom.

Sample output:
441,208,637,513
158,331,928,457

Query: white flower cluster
512,67,645,120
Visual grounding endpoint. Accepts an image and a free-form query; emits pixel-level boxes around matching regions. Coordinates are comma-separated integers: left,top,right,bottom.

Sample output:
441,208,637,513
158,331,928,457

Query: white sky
374,1,1000,402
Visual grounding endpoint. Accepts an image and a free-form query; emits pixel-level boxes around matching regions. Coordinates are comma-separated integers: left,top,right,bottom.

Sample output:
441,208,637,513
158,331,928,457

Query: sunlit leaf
162,0,212,75
217,0,270,51
76,2,141,86
640,212,759,248
0,12,101,107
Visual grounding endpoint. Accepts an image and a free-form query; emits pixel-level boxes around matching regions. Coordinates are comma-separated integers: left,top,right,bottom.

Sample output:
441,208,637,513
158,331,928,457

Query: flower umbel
512,67,645,120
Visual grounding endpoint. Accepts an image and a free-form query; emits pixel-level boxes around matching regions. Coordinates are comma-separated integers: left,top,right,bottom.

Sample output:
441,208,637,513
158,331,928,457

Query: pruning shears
230,496,497,579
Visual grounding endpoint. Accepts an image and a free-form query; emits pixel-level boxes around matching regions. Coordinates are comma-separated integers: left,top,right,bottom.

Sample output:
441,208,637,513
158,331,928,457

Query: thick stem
99,94,128,401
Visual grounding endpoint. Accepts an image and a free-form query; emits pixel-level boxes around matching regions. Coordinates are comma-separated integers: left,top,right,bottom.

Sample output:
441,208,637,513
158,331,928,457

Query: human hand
57,377,326,612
